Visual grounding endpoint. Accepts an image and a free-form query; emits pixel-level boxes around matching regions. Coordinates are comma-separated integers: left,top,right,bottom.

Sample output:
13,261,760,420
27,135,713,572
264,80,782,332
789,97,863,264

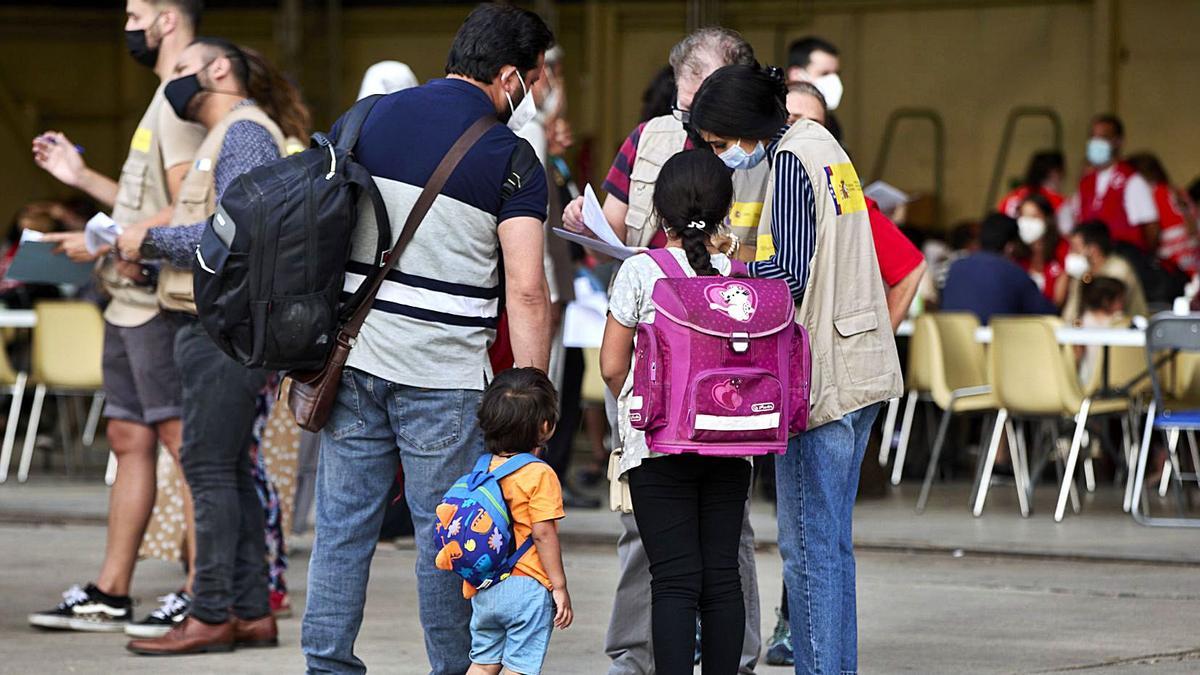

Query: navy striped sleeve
748,151,816,303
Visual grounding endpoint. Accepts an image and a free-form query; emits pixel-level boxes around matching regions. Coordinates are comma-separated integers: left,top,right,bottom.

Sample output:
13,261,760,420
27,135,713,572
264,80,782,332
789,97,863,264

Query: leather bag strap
342,116,498,338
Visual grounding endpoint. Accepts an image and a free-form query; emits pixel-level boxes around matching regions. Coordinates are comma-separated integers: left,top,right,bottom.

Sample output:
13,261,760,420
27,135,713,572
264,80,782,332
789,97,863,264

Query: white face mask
1065,252,1090,279
1017,216,1046,245
812,72,844,110
504,69,537,131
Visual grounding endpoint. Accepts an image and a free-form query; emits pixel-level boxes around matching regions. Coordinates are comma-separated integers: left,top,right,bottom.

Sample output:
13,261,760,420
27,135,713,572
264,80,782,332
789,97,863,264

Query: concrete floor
2,486,1199,674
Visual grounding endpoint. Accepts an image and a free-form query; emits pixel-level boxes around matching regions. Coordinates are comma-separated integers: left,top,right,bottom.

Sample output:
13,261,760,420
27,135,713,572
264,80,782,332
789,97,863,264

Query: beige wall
1,0,1197,234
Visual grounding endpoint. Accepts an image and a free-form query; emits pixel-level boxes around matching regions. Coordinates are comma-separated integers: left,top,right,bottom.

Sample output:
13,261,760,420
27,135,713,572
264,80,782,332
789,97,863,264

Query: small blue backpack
433,454,543,591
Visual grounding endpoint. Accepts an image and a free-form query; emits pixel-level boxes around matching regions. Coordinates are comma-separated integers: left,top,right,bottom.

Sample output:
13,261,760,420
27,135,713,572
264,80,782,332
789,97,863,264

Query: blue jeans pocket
395,387,466,452
328,369,366,441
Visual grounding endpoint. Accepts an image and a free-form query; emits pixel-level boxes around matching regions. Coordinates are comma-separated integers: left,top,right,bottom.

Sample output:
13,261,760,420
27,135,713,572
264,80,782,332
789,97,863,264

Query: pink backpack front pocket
687,368,786,452
629,324,669,432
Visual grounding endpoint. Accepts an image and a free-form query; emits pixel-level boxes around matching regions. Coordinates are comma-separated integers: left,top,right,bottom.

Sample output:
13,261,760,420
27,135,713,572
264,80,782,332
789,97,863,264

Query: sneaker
124,591,191,639
269,590,292,619
694,617,702,665
764,607,794,666
29,583,132,632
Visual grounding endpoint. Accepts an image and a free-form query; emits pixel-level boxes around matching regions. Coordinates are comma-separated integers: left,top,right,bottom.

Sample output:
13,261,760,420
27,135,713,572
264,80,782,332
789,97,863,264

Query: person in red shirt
1015,192,1069,306
785,81,925,329
1129,152,1199,276
1069,114,1160,252
996,150,1065,220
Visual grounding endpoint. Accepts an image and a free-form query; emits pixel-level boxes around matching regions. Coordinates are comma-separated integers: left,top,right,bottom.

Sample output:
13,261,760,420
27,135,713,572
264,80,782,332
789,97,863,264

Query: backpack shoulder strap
471,454,493,475
489,453,544,481
728,259,750,277
503,536,537,570
335,94,384,152
647,248,688,278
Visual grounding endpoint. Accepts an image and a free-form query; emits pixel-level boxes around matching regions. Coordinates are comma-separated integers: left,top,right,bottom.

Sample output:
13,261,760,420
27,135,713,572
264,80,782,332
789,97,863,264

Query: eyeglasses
671,101,690,125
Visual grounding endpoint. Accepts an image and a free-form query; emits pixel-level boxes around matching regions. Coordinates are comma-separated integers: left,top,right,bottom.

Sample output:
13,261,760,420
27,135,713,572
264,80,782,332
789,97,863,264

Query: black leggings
628,454,751,674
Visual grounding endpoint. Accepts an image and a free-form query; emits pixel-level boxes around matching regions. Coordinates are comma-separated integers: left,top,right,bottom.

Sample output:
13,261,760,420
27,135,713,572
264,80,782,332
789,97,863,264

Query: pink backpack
629,249,811,456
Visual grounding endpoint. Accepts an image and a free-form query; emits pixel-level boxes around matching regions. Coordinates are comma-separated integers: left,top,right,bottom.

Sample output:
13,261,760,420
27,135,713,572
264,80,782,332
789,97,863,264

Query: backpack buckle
730,332,750,354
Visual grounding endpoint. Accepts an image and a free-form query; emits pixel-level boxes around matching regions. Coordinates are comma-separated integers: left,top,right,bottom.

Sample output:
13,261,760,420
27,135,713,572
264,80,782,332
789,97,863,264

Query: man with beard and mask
28,0,204,637
120,36,309,656
562,27,767,675
300,5,553,673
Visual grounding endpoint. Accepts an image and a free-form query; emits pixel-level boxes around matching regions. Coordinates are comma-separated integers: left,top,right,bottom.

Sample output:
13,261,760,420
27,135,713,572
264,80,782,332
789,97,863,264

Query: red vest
1078,162,1144,251
1154,183,1198,275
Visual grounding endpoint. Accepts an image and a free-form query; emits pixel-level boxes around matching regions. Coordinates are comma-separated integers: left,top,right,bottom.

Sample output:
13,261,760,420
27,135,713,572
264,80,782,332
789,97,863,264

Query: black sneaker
124,591,191,639
29,583,132,632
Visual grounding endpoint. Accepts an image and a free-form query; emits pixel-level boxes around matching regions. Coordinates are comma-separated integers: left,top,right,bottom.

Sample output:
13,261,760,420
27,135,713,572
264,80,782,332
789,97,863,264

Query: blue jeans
302,368,483,674
776,403,879,675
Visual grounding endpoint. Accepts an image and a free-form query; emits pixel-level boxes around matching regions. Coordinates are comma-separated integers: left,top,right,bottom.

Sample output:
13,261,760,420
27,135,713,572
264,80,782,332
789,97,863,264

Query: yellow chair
913,312,999,512
17,301,105,483
0,344,29,483
890,314,935,485
982,316,1127,521
1076,325,1152,506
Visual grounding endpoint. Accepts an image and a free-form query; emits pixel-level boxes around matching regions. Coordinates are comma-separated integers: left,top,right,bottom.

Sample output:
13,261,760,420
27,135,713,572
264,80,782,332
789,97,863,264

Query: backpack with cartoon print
629,248,811,456
433,454,541,590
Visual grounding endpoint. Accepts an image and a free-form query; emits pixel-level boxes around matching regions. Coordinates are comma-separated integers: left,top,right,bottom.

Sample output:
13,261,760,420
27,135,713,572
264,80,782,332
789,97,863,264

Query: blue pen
43,135,84,155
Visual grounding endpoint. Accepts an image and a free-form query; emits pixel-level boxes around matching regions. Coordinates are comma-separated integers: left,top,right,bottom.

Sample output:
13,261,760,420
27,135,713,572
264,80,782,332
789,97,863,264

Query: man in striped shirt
301,6,554,674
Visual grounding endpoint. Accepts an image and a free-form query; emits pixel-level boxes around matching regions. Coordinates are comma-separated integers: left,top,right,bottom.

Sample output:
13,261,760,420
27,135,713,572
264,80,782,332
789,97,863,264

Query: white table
973,325,1146,347
895,319,1146,347
0,310,36,329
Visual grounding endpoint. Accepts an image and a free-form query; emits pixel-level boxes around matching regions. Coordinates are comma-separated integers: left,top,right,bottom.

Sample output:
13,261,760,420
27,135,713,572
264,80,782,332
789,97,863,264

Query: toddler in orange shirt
466,368,572,675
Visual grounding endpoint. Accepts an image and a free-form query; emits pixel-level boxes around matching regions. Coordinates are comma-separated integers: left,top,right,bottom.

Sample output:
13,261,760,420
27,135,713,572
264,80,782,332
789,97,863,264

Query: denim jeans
175,319,270,623
777,403,880,675
302,368,483,674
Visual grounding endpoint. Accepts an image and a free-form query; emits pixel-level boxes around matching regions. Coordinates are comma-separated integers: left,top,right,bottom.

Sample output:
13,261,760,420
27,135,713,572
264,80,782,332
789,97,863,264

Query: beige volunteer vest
624,115,769,256
157,104,286,313
758,120,903,427
105,85,183,327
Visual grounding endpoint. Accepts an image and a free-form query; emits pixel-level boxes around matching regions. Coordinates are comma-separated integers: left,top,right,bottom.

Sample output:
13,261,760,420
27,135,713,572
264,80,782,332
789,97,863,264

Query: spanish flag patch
823,163,867,216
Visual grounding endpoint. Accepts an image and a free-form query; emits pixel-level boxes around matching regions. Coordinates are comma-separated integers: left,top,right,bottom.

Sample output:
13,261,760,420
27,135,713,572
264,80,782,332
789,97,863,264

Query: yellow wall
1,0,1198,233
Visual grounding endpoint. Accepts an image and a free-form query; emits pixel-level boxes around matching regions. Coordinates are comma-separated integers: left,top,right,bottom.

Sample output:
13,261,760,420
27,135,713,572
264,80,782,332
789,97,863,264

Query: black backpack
193,95,392,370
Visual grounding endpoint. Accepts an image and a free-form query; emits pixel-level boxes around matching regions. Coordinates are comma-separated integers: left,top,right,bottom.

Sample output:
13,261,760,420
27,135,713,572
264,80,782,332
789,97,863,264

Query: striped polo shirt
337,78,548,390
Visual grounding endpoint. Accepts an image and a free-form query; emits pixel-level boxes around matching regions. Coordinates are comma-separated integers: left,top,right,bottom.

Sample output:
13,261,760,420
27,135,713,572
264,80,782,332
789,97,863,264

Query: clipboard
5,237,94,286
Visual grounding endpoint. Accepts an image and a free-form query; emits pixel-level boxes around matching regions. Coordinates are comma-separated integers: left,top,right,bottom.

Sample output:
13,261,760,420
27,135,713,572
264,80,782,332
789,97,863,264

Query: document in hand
6,231,94,286
84,212,123,255
552,184,644,261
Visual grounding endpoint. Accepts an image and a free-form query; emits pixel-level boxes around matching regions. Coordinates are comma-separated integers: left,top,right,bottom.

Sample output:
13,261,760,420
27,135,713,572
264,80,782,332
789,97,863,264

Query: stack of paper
553,185,644,260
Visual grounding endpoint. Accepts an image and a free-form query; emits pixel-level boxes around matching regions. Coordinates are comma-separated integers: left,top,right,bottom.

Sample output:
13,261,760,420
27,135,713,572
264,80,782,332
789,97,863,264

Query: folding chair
913,312,997,512
979,316,1127,521
17,301,105,483
1130,314,1200,527
0,345,29,483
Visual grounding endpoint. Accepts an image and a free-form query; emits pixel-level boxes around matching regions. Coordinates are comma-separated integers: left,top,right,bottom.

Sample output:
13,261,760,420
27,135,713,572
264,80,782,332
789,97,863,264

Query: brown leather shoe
232,613,279,648
126,616,234,656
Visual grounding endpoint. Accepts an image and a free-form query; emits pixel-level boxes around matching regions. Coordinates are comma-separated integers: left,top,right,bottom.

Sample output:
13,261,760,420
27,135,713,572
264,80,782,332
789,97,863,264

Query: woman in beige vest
690,64,903,675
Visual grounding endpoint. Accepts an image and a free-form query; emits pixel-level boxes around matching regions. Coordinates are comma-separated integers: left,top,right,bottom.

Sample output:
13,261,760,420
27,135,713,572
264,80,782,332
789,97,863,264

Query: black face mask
125,29,158,68
164,73,203,121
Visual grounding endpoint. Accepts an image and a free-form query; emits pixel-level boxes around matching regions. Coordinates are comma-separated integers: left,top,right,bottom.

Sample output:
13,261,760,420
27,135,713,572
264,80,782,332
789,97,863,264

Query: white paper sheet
562,274,609,348
552,184,645,260
84,212,123,254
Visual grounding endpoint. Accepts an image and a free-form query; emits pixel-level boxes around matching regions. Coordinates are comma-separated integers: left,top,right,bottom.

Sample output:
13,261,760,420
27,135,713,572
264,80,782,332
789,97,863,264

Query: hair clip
687,220,707,230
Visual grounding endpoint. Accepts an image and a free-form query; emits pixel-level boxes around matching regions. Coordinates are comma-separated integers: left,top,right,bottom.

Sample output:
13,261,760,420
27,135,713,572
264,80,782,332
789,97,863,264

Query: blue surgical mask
1086,137,1113,167
719,140,766,171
